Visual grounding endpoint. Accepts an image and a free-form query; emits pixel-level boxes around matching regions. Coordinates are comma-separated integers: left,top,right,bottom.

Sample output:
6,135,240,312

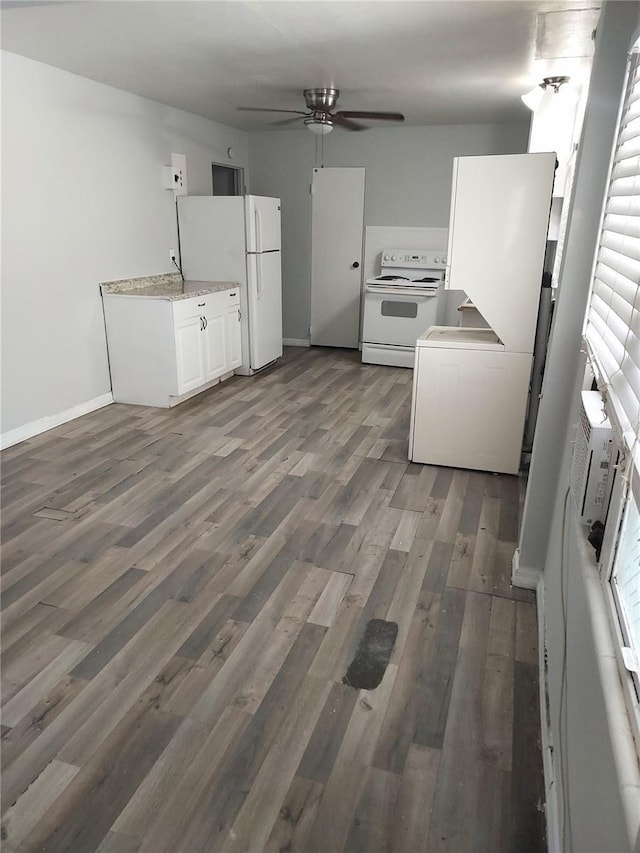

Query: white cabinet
408,154,555,475
103,287,241,407
175,315,207,393
445,152,555,353
202,312,226,383
225,303,242,370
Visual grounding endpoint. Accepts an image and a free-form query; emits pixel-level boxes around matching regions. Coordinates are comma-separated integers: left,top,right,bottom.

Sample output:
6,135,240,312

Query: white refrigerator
177,195,283,374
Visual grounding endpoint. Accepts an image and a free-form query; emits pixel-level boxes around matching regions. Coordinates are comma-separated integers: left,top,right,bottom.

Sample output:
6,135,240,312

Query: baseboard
535,575,562,853
511,547,542,590
283,338,310,347
0,393,114,450
512,549,561,850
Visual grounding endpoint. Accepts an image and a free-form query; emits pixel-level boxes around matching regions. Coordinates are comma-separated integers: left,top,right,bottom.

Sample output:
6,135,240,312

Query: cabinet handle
238,309,242,321
229,292,236,297
203,317,208,330
198,302,205,307
200,316,204,331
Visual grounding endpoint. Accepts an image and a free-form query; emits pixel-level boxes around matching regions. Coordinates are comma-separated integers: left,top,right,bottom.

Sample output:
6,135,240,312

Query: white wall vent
570,390,615,526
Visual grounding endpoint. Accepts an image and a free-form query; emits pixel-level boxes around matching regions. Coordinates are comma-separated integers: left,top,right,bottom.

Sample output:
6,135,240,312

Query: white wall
516,3,640,850
249,122,529,341
1,51,249,441
541,427,638,853
1,52,528,437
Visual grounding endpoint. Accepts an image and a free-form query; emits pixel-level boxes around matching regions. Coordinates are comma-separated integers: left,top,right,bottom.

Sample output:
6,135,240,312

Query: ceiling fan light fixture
304,117,333,135
521,85,545,111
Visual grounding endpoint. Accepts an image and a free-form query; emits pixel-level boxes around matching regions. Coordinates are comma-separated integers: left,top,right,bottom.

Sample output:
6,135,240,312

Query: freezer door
178,196,246,282
245,196,281,253
246,250,283,370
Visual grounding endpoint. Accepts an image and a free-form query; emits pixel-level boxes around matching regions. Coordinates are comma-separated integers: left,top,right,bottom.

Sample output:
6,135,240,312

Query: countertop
100,273,239,301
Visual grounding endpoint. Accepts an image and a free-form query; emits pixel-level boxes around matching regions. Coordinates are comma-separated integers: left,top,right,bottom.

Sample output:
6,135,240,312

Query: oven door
363,285,441,346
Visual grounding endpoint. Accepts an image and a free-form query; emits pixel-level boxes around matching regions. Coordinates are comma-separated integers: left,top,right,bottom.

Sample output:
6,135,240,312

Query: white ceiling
0,0,601,130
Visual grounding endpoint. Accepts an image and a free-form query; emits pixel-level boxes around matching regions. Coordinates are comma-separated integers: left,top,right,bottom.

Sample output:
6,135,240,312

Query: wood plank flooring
1,346,546,853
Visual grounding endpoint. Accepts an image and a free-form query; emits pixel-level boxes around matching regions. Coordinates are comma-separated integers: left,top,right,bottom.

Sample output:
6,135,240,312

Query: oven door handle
365,285,438,297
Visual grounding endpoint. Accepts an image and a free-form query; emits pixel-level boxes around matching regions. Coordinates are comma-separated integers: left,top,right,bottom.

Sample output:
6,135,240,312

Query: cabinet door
175,316,206,394
445,153,555,352
203,312,226,381
225,305,242,370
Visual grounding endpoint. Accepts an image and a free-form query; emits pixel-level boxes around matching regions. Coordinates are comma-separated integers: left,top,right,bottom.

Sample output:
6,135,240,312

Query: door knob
352,261,360,269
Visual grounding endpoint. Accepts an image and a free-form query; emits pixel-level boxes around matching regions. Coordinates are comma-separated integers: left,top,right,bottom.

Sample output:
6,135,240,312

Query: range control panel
380,248,447,269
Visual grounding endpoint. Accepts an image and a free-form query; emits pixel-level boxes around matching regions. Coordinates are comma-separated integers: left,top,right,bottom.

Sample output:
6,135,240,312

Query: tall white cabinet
409,152,556,475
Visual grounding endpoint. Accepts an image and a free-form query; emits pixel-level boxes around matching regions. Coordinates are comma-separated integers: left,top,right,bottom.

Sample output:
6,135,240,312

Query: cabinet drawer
213,288,241,313
172,288,240,323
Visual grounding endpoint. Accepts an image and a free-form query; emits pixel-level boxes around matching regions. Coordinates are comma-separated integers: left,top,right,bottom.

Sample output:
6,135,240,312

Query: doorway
212,163,244,196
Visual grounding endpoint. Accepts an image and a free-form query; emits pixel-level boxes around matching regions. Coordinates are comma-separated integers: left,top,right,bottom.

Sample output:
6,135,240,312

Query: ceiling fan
238,88,405,135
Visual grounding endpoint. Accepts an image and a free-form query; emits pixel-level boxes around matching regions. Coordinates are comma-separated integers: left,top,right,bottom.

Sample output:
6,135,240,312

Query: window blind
584,48,640,466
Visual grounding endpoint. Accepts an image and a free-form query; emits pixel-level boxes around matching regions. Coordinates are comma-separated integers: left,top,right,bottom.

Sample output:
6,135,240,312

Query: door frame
211,162,245,196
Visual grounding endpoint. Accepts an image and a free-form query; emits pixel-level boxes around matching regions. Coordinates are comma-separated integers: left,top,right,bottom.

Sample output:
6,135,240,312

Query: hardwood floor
1,346,546,853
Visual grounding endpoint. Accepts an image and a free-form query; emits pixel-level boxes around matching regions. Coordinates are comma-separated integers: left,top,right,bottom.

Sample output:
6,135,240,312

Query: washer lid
417,326,504,350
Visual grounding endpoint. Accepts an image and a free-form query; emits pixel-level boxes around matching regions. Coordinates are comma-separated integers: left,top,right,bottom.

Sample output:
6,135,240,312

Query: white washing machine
409,327,533,475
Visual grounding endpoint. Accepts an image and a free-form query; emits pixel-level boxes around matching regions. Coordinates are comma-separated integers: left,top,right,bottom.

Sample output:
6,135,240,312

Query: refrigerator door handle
255,207,262,253
256,256,262,300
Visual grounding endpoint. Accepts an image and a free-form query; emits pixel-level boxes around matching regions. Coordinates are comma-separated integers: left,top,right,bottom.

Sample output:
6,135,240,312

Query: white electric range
361,248,446,367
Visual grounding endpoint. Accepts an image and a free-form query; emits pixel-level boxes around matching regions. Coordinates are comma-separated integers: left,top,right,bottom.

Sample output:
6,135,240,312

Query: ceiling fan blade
237,107,308,115
271,115,306,126
331,115,367,132
335,111,405,122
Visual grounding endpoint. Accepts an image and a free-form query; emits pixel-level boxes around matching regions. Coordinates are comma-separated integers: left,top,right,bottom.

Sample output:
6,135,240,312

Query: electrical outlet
169,249,177,263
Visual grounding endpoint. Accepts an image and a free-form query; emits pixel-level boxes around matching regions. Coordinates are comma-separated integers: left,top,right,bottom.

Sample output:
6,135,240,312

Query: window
611,483,640,696
583,40,640,707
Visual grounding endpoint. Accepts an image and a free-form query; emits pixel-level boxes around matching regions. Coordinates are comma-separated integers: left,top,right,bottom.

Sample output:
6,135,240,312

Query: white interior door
310,167,365,348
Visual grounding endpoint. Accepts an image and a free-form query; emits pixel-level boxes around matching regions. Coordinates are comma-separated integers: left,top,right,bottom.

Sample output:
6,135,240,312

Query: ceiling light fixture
304,116,333,136
521,75,571,111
